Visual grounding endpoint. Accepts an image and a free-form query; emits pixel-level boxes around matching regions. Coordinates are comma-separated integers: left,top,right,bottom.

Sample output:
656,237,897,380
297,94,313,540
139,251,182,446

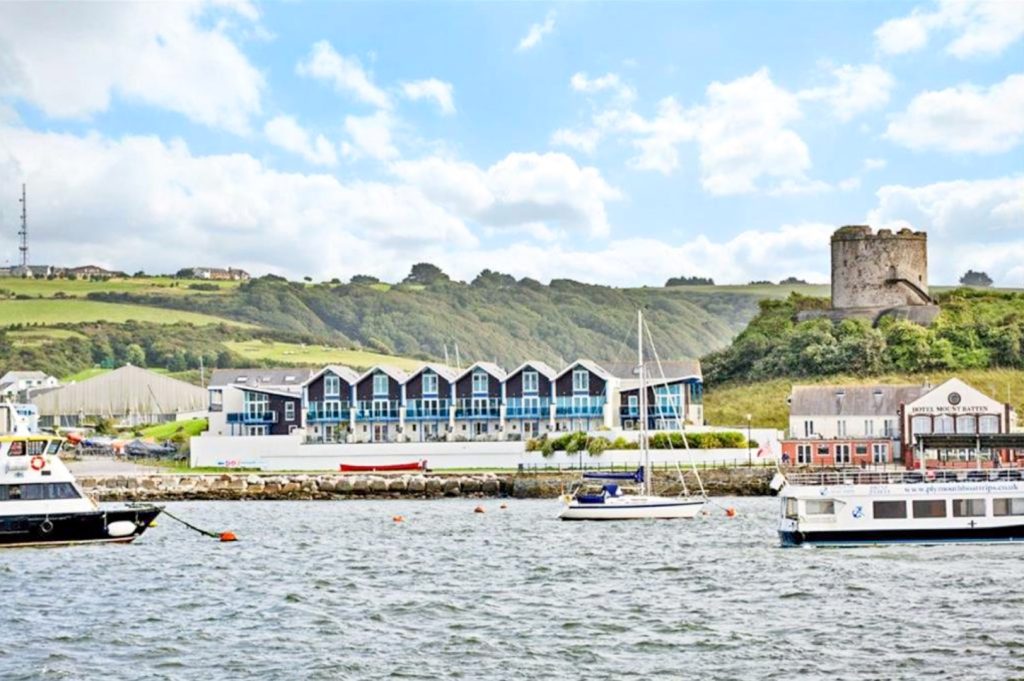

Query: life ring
39,518,54,534
30,456,46,471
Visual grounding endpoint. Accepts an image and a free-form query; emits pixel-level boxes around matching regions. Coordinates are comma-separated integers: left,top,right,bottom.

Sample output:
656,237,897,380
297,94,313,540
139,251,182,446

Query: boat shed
32,365,208,428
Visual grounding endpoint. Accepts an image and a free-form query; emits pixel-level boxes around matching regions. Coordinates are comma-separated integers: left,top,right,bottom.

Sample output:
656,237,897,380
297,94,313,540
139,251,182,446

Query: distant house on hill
66,265,125,278
192,267,250,281
0,371,60,401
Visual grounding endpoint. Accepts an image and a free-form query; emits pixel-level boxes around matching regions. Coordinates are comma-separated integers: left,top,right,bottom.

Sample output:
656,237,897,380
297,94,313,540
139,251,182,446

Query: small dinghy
339,460,427,472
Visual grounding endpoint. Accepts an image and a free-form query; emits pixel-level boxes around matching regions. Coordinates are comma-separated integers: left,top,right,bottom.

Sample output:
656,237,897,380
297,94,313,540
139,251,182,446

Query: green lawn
0,299,247,327
224,340,424,371
0,276,240,298
136,418,209,440
705,368,1024,430
7,327,88,346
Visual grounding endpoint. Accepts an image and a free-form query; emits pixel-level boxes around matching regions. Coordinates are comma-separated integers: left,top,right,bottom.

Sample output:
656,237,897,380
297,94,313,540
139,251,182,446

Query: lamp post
746,413,752,467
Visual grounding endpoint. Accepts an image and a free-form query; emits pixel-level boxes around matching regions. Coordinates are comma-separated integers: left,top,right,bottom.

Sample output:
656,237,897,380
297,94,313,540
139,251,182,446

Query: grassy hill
224,340,425,372
0,299,248,327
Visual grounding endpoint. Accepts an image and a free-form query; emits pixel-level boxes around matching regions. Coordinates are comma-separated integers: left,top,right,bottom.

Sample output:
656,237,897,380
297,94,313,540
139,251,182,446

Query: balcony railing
405,399,450,419
354,400,401,420
227,411,278,424
555,398,605,417
307,401,352,423
506,398,550,418
455,398,500,419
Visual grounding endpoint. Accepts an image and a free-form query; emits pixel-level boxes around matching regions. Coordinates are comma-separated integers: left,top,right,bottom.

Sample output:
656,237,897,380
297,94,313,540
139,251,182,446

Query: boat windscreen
582,466,644,483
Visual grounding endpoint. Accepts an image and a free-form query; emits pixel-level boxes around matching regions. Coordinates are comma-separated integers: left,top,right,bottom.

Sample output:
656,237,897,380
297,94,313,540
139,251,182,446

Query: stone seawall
78,468,776,502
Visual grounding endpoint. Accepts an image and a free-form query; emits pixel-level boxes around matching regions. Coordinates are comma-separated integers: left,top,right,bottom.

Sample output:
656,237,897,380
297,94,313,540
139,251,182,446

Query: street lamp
746,413,753,467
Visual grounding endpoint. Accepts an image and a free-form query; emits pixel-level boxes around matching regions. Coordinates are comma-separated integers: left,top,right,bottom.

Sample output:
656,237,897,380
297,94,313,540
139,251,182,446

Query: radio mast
17,184,27,271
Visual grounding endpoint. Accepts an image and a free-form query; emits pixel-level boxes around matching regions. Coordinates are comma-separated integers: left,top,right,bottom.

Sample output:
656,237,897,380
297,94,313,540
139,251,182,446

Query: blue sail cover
582,466,644,483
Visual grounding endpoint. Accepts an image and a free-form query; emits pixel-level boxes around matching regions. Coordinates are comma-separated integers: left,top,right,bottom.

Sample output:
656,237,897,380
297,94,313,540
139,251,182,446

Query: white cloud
569,72,636,103
550,127,602,154
868,175,1024,284
875,1,1024,58
263,115,337,166
392,152,623,238
0,1,263,133
798,64,895,122
516,11,556,52
400,78,456,115
297,40,392,110
885,74,1024,153
343,111,400,161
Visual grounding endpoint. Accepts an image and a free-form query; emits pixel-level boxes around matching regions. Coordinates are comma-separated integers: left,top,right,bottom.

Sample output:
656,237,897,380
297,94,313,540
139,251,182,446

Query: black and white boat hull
0,507,161,548
780,523,1024,547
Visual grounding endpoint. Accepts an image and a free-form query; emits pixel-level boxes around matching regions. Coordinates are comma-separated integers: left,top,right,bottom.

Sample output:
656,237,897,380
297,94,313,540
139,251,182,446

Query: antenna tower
17,184,28,270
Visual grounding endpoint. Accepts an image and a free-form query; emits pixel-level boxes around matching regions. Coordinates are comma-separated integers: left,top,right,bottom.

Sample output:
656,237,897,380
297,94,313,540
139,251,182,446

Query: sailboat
558,310,707,520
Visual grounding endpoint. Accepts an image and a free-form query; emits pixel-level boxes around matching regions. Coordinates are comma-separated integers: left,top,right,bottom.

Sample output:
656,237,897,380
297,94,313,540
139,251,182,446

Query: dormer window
573,368,589,393
373,373,389,396
523,370,539,393
324,375,341,397
423,373,438,395
472,371,489,394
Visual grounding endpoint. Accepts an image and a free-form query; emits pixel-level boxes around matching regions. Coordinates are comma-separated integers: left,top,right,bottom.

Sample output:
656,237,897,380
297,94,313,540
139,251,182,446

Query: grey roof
235,385,302,399
406,363,460,382
456,361,508,381
602,360,702,382
32,365,207,417
0,370,53,383
303,365,361,387
556,359,612,381
357,365,410,384
506,360,558,381
209,368,315,388
789,384,932,417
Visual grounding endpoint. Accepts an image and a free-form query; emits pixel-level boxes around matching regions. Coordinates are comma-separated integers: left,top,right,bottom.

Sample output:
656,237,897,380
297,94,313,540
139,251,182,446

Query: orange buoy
392,515,405,523
474,506,486,514
725,507,737,518
219,531,238,542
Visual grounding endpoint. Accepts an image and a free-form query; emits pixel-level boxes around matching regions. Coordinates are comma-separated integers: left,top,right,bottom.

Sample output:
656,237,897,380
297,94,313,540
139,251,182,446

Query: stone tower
831,225,931,309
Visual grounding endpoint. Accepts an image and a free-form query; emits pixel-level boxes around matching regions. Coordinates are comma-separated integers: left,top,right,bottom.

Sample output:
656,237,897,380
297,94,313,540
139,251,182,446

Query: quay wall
77,468,777,502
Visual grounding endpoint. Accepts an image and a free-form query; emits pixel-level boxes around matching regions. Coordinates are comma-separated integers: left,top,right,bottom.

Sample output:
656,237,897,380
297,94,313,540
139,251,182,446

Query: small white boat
559,310,707,521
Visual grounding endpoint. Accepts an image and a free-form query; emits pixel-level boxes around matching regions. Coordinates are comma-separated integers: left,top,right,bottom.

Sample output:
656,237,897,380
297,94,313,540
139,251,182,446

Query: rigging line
643,317,707,499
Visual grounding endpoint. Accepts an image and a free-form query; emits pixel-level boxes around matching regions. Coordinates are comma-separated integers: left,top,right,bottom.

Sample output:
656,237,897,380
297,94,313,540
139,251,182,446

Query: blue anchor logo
852,506,864,519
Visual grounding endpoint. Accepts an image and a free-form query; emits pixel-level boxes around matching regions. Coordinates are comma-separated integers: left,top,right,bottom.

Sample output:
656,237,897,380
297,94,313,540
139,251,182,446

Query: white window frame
472,371,489,395
864,419,874,437
572,368,589,393
628,394,638,411
837,420,847,437
284,402,295,421
835,443,851,464
572,395,590,413
523,371,539,393
803,420,815,438
324,375,341,397
522,395,540,413
872,443,887,463
422,373,438,395
373,374,389,397
797,444,812,464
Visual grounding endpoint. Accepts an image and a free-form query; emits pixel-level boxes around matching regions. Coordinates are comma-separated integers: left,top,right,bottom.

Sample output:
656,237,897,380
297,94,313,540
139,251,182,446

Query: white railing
787,468,1024,486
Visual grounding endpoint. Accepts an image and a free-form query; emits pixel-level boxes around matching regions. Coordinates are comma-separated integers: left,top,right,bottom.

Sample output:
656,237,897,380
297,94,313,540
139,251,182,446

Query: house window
837,420,847,437
864,420,874,437
835,444,851,464
422,373,438,395
883,419,895,437
523,371,539,393
373,374,389,396
324,375,341,397
573,369,589,393
803,420,815,438
628,395,638,412
472,371,489,394
872,443,888,463
284,402,295,421
796,444,812,464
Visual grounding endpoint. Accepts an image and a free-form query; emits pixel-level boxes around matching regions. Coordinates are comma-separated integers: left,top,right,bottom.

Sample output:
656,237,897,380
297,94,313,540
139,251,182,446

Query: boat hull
339,462,425,472
780,523,1024,547
0,507,162,548
559,497,705,521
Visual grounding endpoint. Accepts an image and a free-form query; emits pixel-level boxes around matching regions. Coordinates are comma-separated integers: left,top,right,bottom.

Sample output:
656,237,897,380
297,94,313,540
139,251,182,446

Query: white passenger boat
559,310,706,521
0,431,161,548
774,467,1024,546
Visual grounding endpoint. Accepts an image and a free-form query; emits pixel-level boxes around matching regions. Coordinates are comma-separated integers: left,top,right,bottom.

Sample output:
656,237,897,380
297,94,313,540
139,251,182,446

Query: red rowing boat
339,460,427,472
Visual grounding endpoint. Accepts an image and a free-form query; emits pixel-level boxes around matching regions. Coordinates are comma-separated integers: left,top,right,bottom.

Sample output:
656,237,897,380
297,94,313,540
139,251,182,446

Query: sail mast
638,309,649,495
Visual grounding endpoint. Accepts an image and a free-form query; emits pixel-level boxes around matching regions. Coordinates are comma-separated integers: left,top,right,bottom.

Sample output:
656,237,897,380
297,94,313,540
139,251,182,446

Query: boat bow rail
784,468,1024,487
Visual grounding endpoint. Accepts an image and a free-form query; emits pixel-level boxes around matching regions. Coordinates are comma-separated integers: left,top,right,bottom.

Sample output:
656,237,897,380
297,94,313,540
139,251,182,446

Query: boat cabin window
873,500,907,519
912,500,947,518
7,441,25,457
993,498,1024,516
784,498,798,520
952,499,986,517
27,441,46,457
805,500,835,515
46,440,61,456
0,483,80,501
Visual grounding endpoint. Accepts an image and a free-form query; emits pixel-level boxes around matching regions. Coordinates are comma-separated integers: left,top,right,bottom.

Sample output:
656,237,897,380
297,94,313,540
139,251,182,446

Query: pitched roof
455,361,507,382
233,384,302,399
555,359,612,381
789,384,932,417
303,365,361,387
356,365,409,384
209,368,315,388
0,370,53,383
406,363,460,382
506,360,558,381
31,365,207,416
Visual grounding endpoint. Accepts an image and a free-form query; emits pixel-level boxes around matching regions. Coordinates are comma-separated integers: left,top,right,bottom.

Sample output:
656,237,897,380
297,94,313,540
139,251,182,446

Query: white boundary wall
191,434,782,471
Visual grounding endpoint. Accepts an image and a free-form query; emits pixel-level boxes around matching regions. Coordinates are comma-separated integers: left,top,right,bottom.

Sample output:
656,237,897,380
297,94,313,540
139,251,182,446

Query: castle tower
830,225,931,310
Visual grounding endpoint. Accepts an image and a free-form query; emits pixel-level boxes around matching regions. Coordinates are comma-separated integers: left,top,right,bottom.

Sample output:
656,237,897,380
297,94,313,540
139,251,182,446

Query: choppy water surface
2,497,1023,680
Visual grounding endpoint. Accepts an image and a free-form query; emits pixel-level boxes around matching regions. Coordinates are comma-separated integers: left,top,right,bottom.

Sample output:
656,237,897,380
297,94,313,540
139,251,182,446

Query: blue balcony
354,400,401,420
555,397,605,417
227,411,278,424
506,398,550,419
455,398,500,419
405,399,450,420
307,401,352,423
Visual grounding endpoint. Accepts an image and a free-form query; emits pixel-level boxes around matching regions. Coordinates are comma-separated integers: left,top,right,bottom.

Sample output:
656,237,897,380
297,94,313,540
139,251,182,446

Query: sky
0,0,1021,286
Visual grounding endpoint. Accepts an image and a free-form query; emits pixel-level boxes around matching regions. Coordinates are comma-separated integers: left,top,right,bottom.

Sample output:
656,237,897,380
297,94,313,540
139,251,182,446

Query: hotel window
934,414,955,434
422,373,438,395
956,415,976,434
912,500,947,518
373,374,388,396
472,371,489,394
573,368,589,393
837,420,847,437
324,375,340,397
803,420,815,437
873,500,907,519
952,499,986,517
284,402,295,421
994,498,1024,516
979,415,1000,434
911,415,932,436
523,371,539,393
864,420,874,437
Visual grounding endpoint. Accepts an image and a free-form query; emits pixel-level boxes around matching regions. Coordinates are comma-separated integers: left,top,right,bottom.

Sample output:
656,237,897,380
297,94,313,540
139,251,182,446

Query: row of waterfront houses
205,359,704,443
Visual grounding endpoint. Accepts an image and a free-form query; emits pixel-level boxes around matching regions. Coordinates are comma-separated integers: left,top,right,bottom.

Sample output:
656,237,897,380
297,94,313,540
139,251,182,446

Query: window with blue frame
324,375,340,397
373,373,389,396
572,368,589,393
472,371,489,394
422,372,438,395
523,370,539,393
628,394,638,412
